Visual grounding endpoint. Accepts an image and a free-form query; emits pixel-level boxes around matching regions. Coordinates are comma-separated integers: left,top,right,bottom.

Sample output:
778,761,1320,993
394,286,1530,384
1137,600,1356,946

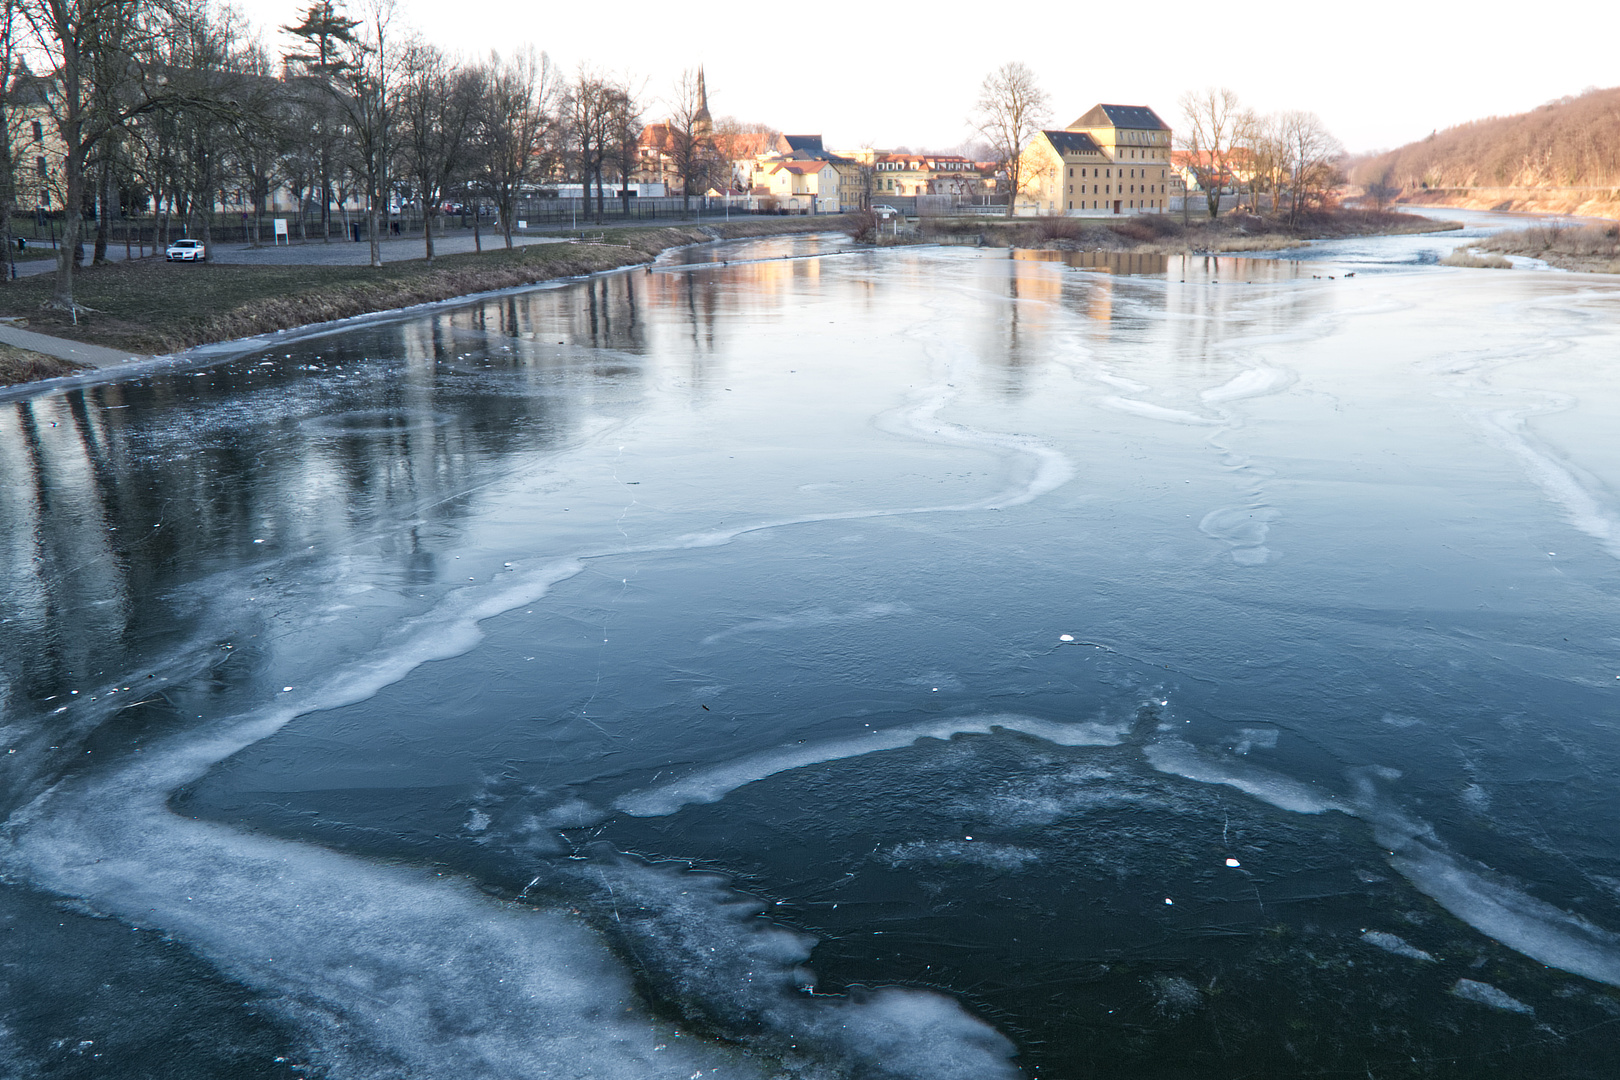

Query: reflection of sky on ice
4,230,1620,1077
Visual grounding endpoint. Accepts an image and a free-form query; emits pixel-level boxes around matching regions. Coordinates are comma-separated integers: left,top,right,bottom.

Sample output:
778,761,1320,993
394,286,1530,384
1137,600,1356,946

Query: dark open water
3,220,1619,1078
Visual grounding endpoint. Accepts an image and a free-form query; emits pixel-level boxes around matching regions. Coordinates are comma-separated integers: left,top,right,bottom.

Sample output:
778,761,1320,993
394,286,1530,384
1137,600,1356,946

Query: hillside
1349,87,1620,217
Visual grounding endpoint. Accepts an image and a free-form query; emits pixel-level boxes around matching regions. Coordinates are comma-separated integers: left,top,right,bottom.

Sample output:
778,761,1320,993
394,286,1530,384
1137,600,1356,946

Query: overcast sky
239,0,1620,155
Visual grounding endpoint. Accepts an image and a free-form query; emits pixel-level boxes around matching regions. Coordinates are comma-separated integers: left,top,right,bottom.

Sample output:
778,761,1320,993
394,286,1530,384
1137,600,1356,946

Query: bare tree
603,77,644,217
970,61,1049,218
561,65,611,223
664,66,714,214
472,47,552,248
1277,110,1342,225
18,0,185,311
1178,87,1248,219
327,0,397,267
395,38,476,260
224,36,286,249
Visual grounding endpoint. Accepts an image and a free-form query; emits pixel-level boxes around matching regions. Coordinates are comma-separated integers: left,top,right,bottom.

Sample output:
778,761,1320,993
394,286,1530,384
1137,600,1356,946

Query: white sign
517,220,527,230
273,218,289,245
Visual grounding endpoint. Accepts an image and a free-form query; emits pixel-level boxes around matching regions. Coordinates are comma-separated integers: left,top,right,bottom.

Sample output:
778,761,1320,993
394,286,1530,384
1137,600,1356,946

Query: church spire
695,65,712,131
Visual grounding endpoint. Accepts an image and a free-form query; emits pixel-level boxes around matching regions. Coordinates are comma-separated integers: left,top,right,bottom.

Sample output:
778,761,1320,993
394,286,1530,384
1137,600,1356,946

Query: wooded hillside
1349,86,1620,191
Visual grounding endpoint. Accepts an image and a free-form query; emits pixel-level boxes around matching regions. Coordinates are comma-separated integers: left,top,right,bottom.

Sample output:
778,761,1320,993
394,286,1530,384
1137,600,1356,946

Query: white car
166,238,208,262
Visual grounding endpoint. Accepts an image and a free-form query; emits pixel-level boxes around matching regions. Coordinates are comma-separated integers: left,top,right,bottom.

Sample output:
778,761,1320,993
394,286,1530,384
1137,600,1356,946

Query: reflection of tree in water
0,319,580,788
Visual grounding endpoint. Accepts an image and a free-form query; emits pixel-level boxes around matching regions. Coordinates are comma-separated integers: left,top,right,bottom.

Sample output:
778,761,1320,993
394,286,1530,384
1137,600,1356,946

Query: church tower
694,65,712,136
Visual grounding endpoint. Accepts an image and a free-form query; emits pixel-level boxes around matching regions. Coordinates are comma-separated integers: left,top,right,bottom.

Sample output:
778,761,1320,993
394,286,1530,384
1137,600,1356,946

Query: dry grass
0,342,91,386
1441,248,1514,269
0,217,852,355
1474,223,1620,272
1209,236,1310,252
922,207,1454,256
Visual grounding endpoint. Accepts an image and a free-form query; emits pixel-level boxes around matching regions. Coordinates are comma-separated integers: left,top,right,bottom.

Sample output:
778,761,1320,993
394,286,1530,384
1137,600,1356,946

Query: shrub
1035,217,1085,241
1441,247,1512,269
1109,220,1156,243
847,208,879,244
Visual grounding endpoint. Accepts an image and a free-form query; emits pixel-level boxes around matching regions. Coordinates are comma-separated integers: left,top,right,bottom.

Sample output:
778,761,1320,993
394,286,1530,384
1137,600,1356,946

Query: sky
240,0,1620,156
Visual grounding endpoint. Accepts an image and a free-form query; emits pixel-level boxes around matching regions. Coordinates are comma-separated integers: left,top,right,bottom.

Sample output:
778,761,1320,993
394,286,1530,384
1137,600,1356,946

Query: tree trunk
94,156,111,264
367,166,382,267
52,139,86,310
423,207,435,262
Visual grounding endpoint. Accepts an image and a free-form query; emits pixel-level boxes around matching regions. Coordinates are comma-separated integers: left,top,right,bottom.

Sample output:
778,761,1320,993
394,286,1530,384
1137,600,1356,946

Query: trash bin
351,222,361,242
14,237,24,252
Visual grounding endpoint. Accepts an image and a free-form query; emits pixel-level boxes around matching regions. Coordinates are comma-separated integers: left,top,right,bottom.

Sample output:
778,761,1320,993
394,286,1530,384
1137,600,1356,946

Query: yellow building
7,67,63,212
1017,103,1173,216
751,158,842,213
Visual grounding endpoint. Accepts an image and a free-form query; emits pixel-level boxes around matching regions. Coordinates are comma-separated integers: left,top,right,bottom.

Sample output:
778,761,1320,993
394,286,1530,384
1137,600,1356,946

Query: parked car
872,204,901,219
166,238,208,262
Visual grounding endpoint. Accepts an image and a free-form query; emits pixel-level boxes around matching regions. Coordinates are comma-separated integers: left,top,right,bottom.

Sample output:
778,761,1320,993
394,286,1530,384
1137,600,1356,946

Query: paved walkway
207,231,576,266
8,216,800,273
0,321,144,368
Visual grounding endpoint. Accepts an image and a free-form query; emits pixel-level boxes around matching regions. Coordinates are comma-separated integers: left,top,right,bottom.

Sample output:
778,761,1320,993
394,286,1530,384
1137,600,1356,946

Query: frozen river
3,217,1619,1078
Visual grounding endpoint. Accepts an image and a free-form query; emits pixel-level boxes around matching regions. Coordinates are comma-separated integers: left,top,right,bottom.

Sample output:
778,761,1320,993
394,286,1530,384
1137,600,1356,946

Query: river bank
0,342,88,385
1399,187,1620,222
1466,221,1620,273
0,217,853,368
916,207,1458,254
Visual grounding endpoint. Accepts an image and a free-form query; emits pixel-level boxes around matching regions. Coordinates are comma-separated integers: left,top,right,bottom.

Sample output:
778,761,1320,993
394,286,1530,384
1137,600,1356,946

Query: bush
1109,220,1157,243
847,208,879,244
1441,247,1512,269
1035,217,1085,241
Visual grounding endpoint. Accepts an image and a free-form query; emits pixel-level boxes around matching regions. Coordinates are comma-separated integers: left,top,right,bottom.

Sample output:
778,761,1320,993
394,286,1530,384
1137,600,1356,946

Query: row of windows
1068,166,1168,180
1065,199,1163,210
1067,183,1167,196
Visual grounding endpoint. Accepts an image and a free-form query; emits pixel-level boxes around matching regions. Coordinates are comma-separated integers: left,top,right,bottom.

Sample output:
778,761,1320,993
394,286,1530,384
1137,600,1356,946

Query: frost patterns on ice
882,840,1040,873
1359,931,1435,963
615,715,1127,817
1451,979,1534,1015
1146,975,1203,1019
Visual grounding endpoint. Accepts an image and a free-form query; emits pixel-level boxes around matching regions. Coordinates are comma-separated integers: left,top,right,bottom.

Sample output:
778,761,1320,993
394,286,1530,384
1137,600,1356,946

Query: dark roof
1068,104,1169,131
777,134,825,154
1040,130,1102,156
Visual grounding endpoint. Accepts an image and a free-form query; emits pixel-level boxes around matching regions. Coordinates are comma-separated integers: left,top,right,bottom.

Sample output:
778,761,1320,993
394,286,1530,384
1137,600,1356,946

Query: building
860,151,984,198
751,157,841,212
735,135,867,213
6,65,62,213
1016,103,1173,215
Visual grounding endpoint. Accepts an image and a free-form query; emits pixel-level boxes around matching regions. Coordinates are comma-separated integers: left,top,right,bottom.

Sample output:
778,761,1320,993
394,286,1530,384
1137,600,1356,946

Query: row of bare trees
1,0,691,310
1178,88,1343,223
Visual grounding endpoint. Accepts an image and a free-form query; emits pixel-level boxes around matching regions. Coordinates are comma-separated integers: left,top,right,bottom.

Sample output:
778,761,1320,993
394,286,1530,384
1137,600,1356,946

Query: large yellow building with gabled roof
1017,103,1173,216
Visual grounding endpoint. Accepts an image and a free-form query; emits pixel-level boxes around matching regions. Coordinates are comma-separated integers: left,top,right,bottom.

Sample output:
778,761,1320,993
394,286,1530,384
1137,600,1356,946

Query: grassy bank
1472,222,1620,273
0,343,91,387
0,217,850,356
919,208,1459,254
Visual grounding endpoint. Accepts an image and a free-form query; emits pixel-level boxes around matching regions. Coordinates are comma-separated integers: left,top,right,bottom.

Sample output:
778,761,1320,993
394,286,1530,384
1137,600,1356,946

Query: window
36,155,47,178
32,120,44,142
